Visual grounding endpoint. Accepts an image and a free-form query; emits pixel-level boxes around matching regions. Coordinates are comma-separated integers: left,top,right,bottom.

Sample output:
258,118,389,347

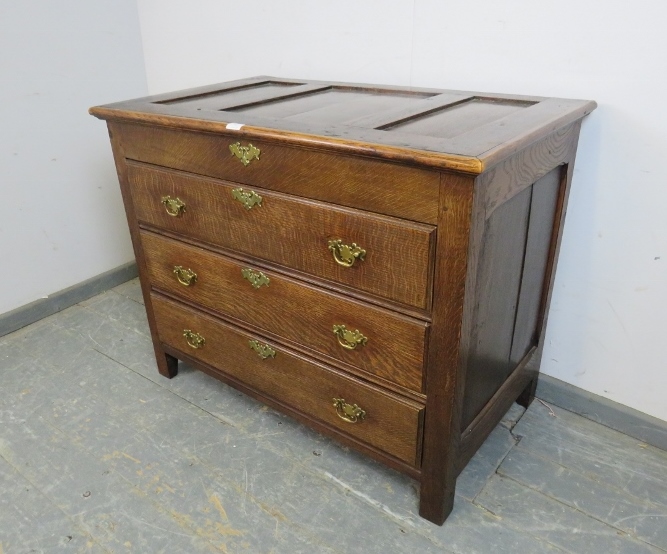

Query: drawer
151,293,424,466
141,231,428,393
115,121,440,224
129,162,436,310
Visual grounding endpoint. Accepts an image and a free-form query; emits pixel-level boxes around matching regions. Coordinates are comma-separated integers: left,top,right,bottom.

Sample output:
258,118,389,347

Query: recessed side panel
381,97,536,139
460,186,532,430
510,167,562,365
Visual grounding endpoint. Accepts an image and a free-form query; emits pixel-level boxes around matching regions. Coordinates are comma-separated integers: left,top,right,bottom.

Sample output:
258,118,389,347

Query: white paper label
226,122,245,130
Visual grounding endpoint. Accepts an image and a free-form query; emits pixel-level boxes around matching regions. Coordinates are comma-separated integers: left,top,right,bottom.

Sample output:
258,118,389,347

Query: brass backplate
231,187,263,210
229,142,261,166
241,268,270,289
333,398,366,423
249,339,276,359
332,324,368,350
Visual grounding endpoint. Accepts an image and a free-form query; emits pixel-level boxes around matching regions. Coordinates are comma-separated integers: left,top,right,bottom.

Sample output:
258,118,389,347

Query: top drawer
128,163,436,310
112,121,440,224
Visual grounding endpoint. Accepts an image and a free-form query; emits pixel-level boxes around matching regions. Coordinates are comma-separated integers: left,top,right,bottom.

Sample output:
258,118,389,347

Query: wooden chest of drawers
90,76,595,524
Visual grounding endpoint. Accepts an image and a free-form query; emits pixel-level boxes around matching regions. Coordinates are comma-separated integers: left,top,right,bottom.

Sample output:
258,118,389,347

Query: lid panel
156,80,303,111
228,86,436,123
381,97,536,139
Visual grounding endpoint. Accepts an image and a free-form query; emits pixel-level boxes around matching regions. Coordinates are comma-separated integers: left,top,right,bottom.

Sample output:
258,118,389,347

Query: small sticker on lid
226,122,245,130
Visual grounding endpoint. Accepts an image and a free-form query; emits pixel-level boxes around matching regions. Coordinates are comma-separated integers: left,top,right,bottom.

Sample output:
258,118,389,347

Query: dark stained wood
458,123,583,466
449,97,596,167
140,224,433,325
510,167,562,367
517,122,583,408
152,293,424,466
161,341,423,480
384,98,534,139
106,123,177,379
343,92,474,129
162,82,328,111
116,122,442,224
228,87,434,123
460,185,532,430
419,172,476,525
90,77,595,174
141,231,428,393
93,106,485,173
480,122,579,219
128,162,436,309
91,77,595,526
458,346,537,470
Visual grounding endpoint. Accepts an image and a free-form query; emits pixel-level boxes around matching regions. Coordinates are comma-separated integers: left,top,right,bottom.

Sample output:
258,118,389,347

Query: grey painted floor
1,279,667,553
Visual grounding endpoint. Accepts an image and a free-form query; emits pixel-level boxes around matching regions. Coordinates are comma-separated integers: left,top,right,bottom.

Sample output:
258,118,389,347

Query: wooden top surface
90,76,596,174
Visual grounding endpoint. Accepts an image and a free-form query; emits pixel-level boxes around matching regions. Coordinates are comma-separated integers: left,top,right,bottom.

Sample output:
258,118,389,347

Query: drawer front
151,294,423,466
129,163,435,310
141,231,427,393
115,121,440,224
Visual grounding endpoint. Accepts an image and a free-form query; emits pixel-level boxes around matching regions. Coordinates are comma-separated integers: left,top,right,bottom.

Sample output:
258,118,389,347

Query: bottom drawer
151,293,424,467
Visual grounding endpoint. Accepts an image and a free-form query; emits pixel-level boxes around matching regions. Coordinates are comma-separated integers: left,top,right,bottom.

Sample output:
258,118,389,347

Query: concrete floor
1,279,666,553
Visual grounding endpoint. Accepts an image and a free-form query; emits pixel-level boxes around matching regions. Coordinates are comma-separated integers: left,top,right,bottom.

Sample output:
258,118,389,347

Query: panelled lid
90,76,596,174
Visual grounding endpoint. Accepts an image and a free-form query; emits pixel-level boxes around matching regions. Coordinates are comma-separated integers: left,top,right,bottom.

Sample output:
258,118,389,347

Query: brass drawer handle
183,329,205,349
332,325,367,350
328,240,366,268
241,268,270,289
229,142,261,166
333,398,366,423
249,339,276,359
231,187,262,210
173,265,197,286
161,195,186,217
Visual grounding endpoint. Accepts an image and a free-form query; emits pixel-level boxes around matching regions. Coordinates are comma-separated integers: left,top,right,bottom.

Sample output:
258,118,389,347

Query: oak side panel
106,122,177,378
419,172,475,524
517,121,583,407
510,167,561,366
459,347,536,469
460,186,532,430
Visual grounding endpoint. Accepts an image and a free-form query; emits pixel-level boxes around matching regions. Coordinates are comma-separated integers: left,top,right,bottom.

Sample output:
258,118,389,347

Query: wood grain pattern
517,122,583,408
450,98,596,166
152,293,424,466
458,346,537,470
228,87,434,124
140,231,428,393
459,124,582,474
91,76,595,173
419,172,476,525
460,185,532,430
480,122,579,219
384,98,533,139
92,77,595,526
96,108,485,173
162,82,327,110
128,162,436,309
344,92,474,129
116,122,441,224
510,168,561,367
106,125,178,379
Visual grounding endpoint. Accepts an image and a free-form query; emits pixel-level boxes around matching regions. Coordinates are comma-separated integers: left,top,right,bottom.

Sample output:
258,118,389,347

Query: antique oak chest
90,76,595,524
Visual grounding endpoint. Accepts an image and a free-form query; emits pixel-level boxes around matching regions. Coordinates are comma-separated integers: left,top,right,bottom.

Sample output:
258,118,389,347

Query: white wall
0,1,147,314
136,1,666,422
